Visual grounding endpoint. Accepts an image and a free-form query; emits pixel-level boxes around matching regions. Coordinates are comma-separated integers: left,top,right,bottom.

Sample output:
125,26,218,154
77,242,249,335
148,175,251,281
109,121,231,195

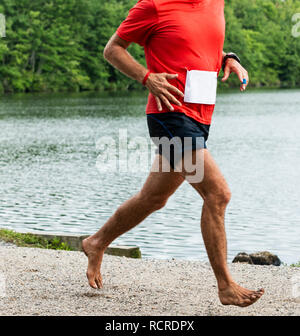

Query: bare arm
103,33,184,111
103,33,148,84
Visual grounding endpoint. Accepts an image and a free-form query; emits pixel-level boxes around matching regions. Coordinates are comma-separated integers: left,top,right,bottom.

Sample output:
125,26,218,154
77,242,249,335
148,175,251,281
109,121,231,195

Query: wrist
222,52,241,71
142,70,151,86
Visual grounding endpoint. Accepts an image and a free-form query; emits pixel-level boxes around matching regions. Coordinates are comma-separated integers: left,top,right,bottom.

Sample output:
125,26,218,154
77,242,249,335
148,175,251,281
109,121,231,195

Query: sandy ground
0,244,299,316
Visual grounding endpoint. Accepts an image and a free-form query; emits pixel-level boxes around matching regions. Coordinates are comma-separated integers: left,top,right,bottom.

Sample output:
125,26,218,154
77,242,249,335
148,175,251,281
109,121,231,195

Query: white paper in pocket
184,70,218,105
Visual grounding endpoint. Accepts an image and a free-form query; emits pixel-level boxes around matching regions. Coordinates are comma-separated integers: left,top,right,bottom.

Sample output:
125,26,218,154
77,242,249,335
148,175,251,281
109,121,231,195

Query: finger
241,69,249,91
244,71,249,89
235,69,246,91
155,96,163,111
166,84,184,98
165,73,178,79
236,69,244,84
240,73,248,91
221,66,230,82
159,94,174,111
163,90,182,106
241,75,248,91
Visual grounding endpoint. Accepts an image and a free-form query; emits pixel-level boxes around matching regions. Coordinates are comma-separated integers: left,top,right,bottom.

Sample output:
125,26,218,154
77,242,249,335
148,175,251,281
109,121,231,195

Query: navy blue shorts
147,112,210,169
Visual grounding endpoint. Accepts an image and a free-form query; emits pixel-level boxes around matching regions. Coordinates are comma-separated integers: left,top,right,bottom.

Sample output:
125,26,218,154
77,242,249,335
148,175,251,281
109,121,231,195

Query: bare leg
82,155,184,289
181,149,264,307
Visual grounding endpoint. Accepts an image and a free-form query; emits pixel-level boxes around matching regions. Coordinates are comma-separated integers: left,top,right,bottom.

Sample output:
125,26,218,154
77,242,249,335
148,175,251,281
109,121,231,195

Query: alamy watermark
0,272,6,298
96,129,205,183
0,14,5,38
292,13,300,38
291,274,300,300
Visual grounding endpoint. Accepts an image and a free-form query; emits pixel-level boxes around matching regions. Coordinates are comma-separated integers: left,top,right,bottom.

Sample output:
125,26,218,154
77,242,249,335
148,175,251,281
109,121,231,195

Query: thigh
140,154,185,199
181,149,230,199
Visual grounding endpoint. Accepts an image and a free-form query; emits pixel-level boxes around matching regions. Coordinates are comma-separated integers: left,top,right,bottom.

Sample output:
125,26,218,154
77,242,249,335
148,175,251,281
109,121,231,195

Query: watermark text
292,13,300,38
0,14,5,37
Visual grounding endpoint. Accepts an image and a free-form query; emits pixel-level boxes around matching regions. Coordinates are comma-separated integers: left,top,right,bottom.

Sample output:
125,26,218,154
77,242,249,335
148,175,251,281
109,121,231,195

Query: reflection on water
0,89,299,263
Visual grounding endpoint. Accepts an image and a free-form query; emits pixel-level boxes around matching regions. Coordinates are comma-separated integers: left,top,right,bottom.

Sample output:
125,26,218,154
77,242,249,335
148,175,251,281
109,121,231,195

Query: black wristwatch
222,52,241,71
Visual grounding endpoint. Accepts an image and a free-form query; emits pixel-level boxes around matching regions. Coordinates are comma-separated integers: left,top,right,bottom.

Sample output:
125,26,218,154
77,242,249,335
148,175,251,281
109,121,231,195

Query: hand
221,58,249,91
145,72,184,111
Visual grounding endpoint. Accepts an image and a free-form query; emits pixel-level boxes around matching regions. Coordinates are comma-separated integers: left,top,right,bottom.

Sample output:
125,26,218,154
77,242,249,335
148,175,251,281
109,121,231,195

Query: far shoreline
0,228,299,267
0,85,299,99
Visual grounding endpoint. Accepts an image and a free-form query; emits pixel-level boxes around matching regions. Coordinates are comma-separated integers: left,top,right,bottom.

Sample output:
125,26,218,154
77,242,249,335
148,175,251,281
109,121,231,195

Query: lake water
0,89,299,264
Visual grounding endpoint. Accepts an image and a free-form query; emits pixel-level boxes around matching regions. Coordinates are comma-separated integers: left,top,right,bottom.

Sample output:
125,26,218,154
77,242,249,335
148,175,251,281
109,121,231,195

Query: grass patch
291,261,300,267
0,229,72,251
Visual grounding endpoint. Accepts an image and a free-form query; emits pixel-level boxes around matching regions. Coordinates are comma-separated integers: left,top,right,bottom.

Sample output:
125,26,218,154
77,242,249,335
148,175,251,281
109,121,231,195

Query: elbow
103,44,116,61
103,34,128,61
103,45,110,60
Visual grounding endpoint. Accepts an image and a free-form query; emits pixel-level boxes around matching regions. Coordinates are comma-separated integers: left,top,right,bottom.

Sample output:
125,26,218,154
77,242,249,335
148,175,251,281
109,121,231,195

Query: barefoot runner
83,0,264,307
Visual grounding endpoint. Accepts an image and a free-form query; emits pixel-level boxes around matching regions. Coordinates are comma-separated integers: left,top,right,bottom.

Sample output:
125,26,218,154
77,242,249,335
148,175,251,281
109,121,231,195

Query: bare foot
82,237,105,289
219,282,264,307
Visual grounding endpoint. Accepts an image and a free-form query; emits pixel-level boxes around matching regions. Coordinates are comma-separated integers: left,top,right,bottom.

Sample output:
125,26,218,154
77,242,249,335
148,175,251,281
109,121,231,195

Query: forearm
103,34,183,111
104,43,148,84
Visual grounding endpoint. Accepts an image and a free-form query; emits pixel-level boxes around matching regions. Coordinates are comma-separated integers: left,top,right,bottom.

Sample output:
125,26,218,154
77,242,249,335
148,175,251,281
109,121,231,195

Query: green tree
0,0,299,93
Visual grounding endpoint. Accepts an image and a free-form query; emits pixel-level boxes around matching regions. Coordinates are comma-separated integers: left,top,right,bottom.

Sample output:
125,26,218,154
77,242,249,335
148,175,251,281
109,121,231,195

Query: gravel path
0,245,299,316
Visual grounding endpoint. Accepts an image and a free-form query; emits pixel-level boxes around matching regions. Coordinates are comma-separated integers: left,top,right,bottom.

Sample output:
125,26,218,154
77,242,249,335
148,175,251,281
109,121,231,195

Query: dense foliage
0,0,299,93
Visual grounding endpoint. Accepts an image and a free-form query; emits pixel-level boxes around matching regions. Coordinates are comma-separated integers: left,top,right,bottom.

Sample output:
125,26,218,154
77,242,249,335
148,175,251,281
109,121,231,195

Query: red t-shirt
117,0,225,125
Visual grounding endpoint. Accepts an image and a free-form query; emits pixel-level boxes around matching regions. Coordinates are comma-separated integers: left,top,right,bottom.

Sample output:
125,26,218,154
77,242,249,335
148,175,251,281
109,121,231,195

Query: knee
137,191,168,211
205,186,231,208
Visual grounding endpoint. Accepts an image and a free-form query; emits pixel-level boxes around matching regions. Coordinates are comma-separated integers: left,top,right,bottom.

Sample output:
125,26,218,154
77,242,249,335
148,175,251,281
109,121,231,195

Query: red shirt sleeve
116,0,158,47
